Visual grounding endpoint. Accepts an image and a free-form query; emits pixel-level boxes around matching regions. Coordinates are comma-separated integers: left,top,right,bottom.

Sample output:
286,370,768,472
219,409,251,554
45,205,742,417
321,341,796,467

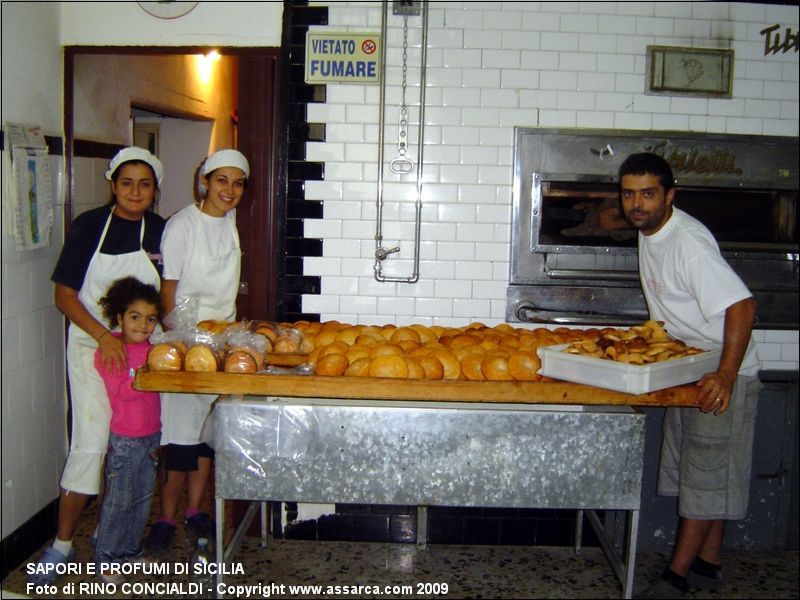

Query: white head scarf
105,146,164,185
202,149,250,179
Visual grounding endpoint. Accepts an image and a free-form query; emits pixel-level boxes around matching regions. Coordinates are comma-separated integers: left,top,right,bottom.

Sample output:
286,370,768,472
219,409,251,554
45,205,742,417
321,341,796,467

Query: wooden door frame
63,46,282,321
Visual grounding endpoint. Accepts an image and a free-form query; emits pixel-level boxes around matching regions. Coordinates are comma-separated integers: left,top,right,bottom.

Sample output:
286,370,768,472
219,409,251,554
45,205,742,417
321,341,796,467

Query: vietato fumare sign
305,32,382,84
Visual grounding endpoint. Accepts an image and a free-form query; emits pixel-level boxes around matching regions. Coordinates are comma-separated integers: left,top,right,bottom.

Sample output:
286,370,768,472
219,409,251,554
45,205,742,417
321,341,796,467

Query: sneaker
143,521,176,555
185,512,215,542
27,546,77,586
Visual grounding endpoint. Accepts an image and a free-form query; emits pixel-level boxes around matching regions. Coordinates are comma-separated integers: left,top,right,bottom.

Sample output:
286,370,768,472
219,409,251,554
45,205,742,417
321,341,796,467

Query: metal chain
398,15,409,158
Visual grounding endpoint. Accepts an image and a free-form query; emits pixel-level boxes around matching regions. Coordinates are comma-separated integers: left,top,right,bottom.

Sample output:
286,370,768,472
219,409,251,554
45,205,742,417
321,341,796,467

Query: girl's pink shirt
94,333,161,437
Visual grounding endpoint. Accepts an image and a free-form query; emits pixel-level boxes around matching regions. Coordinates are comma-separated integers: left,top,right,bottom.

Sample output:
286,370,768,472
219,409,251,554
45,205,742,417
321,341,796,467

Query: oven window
538,182,797,250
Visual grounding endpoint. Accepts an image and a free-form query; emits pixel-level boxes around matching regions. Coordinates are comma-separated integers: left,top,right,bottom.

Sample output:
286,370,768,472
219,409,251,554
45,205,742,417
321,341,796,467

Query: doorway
64,46,282,320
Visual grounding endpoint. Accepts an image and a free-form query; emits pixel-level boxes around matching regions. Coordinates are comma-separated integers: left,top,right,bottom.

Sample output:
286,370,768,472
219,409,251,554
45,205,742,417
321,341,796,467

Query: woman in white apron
29,148,165,586
145,149,250,554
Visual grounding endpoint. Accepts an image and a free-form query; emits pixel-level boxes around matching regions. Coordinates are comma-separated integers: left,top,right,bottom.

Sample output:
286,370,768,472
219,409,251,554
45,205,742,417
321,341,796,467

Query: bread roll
417,355,444,380
315,353,349,377
344,357,371,377
147,343,184,371
368,354,409,379
431,349,461,380
460,353,486,381
314,328,339,348
274,334,301,353
481,354,513,381
224,350,260,373
508,351,541,381
369,343,404,359
390,326,421,344
317,341,349,358
404,357,425,380
334,327,361,346
409,324,437,344
184,345,219,372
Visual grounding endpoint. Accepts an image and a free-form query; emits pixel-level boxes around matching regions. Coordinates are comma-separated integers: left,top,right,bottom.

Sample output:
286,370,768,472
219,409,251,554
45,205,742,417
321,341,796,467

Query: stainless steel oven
507,128,798,328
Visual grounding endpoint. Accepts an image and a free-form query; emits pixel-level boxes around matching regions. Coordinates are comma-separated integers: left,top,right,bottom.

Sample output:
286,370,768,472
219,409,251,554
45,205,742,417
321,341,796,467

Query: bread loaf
184,345,219,372
147,343,184,371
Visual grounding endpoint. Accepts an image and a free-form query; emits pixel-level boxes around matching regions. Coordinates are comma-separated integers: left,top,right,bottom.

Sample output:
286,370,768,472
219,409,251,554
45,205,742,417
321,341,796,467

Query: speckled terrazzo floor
3,499,797,600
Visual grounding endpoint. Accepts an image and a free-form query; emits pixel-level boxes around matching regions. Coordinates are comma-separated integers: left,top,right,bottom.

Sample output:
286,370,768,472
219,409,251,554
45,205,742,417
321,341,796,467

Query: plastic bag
162,296,199,331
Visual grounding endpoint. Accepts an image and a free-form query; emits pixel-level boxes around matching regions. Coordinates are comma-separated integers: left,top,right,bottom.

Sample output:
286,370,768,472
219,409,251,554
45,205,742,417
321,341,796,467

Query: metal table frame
213,396,645,599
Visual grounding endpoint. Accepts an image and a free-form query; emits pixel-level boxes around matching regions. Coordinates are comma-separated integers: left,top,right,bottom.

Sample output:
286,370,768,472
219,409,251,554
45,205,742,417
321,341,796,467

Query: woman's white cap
202,149,250,179
105,146,164,185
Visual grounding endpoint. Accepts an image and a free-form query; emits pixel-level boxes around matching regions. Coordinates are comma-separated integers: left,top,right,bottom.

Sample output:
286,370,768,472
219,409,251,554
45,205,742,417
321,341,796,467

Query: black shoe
143,521,176,555
634,569,688,599
185,512,215,542
688,557,724,589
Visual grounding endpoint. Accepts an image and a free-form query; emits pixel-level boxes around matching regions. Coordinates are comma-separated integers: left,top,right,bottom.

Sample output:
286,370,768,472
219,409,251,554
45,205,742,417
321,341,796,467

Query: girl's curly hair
98,277,161,328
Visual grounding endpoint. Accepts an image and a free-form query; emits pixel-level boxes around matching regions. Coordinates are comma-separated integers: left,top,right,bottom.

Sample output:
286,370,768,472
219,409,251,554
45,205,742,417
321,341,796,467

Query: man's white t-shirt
638,207,758,376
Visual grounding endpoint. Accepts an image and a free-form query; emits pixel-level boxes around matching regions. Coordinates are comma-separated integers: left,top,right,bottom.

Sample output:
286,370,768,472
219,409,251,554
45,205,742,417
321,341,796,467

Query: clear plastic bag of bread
162,296,199,332
223,329,268,373
272,325,303,354
183,330,223,372
147,331,189,371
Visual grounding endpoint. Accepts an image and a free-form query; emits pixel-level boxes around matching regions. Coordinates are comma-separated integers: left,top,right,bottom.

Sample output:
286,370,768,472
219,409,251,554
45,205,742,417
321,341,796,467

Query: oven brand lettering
646,143,743,176
760,24,799,56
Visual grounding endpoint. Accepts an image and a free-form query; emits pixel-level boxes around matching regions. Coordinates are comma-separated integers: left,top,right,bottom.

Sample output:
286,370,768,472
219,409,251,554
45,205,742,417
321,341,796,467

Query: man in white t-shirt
618,153,760,599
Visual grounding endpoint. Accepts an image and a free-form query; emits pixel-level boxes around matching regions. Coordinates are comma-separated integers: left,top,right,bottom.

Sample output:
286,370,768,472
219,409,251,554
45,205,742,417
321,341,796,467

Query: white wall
302,1,800,371
1,1,67,538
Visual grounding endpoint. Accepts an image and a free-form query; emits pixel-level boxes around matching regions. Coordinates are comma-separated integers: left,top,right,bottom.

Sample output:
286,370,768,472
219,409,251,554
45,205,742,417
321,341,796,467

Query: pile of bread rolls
295,321,586,381
147,319,299,373
562,320,705,364
147,318,701,379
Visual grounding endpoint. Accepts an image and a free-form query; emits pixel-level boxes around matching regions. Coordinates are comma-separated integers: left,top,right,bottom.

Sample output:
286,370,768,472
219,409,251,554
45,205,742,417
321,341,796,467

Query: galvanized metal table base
213,396,646,599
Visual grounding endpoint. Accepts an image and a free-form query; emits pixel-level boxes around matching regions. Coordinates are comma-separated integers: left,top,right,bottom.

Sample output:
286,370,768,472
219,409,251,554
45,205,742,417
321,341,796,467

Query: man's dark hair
618,152,675,192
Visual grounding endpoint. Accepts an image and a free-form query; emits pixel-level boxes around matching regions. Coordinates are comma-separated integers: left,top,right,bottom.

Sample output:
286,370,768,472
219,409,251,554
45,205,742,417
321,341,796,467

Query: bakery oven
507,128,798,328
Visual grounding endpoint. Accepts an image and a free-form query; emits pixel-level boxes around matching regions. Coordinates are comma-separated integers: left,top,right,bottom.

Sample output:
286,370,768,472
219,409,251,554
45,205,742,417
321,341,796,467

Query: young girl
93,277,162,581
146,149,250,553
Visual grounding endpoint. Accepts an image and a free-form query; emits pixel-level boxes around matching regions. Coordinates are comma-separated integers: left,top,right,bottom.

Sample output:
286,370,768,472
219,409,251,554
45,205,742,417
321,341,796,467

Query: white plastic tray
537,344,722,395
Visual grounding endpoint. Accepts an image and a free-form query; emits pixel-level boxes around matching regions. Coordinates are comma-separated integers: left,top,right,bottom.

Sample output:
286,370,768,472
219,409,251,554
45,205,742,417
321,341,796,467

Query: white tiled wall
303,1,799,371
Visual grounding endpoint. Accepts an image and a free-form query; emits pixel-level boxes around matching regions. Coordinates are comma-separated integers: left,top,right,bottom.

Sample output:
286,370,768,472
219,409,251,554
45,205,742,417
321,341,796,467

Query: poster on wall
3,122,53,250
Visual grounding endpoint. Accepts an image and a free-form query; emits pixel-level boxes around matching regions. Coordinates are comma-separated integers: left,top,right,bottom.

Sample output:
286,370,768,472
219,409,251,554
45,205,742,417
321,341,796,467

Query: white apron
61,208,160,494
161,207,240,445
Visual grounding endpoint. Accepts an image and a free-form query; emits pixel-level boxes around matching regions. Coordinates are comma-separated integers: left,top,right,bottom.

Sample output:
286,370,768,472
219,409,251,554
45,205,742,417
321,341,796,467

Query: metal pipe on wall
374,0,429,283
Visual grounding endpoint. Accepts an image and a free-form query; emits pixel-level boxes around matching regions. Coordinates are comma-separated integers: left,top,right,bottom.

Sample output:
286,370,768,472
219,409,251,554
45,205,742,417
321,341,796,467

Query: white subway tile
670,97,709,116
539,70,579,90
418,259,456,280
327,123,366,143
455,261,494,281
443,48,483,68
599,15,636,35
480,88,519,108
438,241,476,261
781,343,799,362
453,299,492,318
304,257,342,277
764,330,800,344
473,280,508,299
520,89,558,109
578,33,617,54
782,63,800,83
483,50,522,69
420,222,458,241
307,103,346,122
577,111,615,128
484,9,525,31
322,277,359,296
756,342,783,362
378,297,417,316
480,242,513,261
478,165,513,186
440,164,480,184
341,294,379,314
725,117,763,135
616,112,654,131
460,145,499,166
744,60,785,81
499,107,541,126
761,361,797,371
539,110,577,127
674,19,711,39
307,142,345,162
652,114,690,130
730,2,765,22
463,68,502,88
560,13,599,33
520,50,560,70
502,69,541,90
456,223,496,243
465,29,503,50
598,53,636,73
733,79,765,100
745,99,781,119
541,32,580,52
502,30,541,51
618,3,655,17
688,116,728,133
764,119,799,137
341,257,375,277
325,162,364,182
421,183,460,204
414,298,453,318
304,219,342,239
435,279,472,299
769,81,800,102
558,52,598,72
558,90,596,110
708,98,745,117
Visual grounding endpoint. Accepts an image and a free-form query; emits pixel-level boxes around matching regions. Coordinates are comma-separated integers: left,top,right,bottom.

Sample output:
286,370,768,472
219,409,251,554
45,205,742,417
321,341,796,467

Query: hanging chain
398,15,409,158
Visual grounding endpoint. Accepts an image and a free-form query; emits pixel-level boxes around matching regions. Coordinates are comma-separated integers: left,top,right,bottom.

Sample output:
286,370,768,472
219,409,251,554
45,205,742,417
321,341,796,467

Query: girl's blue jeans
94,431,160,567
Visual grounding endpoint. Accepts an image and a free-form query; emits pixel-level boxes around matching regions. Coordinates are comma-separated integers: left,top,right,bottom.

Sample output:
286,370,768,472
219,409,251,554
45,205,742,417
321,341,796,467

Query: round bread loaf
368,354,409,379
404,357,425,379
369,342,404,359
335,327,361,346
417,355,444,380
317,341,349,358
390,326,421,344
224,350,260,373
508,351,541,381
184,345,219,372
460,353,486,381
431,349,461,380
274,334,301,353
147,343,184,371
314,328,339,348
409,324,437,344
344,357,371,377
481,354,514,381
315,353,349,376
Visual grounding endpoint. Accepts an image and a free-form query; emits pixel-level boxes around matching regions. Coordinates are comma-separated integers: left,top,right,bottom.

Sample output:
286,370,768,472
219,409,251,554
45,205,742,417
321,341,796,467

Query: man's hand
696,370,735,414
97,332,128,375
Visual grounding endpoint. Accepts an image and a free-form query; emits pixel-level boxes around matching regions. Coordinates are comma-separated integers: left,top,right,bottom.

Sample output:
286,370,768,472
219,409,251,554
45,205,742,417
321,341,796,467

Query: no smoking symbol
362,39,377,54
